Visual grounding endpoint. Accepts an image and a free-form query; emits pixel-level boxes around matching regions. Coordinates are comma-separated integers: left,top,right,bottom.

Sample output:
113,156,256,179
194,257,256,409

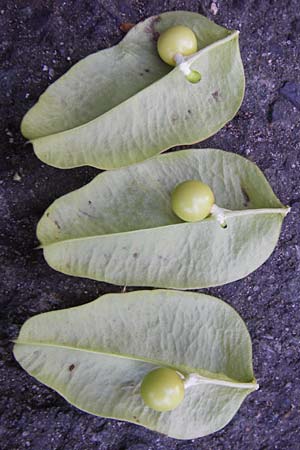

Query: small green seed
157,25,198,66
140,368,184,412
186,70,201,83
171,180,215,222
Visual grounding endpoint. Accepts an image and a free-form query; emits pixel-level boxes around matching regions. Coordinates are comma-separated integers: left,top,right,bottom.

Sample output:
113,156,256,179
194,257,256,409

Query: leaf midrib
40,207,288,247
14,339,256,389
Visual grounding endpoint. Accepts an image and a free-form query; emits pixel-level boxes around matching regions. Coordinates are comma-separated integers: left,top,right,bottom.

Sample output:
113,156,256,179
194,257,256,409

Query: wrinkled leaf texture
22,11,245,169
38,149,288,289
14,290,258,439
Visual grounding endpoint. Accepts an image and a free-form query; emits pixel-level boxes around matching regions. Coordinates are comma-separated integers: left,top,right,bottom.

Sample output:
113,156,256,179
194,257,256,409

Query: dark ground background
1,0,300,449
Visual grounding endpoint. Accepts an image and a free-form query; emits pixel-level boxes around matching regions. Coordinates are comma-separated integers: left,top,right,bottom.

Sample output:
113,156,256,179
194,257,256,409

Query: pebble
13,172,21,182
210,1,219,15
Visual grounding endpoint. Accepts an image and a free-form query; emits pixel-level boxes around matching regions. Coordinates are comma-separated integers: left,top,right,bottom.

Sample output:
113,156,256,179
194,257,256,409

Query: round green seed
157,25,198,66
171,180,215,222
140,368,184,412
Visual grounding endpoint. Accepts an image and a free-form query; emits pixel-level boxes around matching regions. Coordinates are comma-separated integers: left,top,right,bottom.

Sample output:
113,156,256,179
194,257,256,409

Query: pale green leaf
37,149,289,289
14,290,258,439
21,11,244,169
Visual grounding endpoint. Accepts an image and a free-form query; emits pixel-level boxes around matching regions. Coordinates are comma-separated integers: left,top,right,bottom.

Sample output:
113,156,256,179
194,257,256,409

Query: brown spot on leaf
120,22,135,33
54,220,61,229
145,16,161,41
133,252,138,258
88,200,92,205
241,187,250,207
69,364,75,372
212,91,219,101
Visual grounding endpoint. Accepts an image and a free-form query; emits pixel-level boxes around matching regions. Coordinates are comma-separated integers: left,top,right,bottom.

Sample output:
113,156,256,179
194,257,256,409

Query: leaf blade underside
37,149,288,289
22,12,245,169
14,290,257,439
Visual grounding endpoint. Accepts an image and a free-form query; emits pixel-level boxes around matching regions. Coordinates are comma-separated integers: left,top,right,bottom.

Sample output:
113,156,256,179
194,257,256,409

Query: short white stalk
210,203,290,227
183,373,259,391
174,53,192,76
210,204,228,227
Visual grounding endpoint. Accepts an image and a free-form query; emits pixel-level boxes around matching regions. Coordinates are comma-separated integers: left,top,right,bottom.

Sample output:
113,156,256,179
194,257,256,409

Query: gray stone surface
0,1,300,449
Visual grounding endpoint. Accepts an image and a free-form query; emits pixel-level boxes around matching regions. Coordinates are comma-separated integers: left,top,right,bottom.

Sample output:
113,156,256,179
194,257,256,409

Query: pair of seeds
141,26,214,412
159,27,214,222
141,179,214,412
